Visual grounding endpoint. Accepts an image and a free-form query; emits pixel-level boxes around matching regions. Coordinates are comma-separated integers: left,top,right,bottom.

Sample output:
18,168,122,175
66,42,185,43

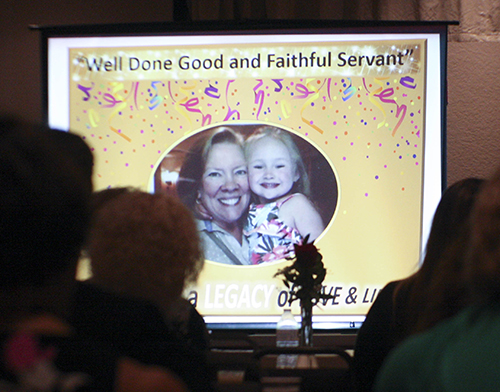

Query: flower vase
300,301,313,347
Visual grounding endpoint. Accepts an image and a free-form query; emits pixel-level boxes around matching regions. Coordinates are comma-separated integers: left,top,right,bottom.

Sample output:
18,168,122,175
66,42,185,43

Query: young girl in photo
244,126,325,265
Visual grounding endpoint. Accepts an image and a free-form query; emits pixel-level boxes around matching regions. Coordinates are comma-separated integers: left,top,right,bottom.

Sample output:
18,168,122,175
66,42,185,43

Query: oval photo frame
150,121,339,266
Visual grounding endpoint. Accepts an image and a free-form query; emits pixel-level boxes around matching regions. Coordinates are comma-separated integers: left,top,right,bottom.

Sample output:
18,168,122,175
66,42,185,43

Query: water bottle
276,309,299,368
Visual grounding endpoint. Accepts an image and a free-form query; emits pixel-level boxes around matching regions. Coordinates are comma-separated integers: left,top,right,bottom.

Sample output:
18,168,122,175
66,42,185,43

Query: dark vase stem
300,301,313,347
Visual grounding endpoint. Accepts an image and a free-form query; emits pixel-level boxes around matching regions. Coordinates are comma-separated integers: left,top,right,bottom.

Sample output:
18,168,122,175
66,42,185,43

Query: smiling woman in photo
177,127,252,266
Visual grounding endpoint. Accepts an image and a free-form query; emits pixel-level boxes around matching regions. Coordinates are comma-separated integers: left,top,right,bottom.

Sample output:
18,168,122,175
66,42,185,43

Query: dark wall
0,0,174,123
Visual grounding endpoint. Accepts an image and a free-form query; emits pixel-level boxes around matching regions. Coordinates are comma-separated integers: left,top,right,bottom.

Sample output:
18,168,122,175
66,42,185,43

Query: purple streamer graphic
78,83,93,101
224,80,240,121
400,76,417,89
272,79,284,92
204,84,220,98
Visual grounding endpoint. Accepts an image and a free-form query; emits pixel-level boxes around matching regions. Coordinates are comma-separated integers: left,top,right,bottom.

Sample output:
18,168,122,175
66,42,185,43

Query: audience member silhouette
353,178,484,392
0,116,187,391
83,187,213,389
88,187,209,348
375,166,500,391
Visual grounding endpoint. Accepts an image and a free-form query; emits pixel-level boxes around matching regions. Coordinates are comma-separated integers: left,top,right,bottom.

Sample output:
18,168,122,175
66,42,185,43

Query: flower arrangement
274,235,332,309
274,235,332,346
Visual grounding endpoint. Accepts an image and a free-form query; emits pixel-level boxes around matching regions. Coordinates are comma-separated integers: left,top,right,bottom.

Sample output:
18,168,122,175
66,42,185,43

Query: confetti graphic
68,38,428,317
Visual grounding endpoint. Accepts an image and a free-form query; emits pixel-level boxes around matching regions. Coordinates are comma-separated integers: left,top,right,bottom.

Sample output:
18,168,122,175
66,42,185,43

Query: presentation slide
47,29,443,326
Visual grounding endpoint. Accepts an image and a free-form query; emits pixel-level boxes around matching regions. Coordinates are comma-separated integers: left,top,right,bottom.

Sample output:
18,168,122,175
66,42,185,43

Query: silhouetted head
0,116,93,287
88,189,203,307
422,178,485,271
466,168,500,302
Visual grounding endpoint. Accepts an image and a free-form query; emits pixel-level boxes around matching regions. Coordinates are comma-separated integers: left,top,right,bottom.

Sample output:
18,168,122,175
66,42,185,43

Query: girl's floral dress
244,194,303,264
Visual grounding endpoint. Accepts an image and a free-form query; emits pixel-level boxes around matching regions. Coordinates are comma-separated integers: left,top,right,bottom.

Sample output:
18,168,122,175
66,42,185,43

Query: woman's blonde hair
87,189,203,309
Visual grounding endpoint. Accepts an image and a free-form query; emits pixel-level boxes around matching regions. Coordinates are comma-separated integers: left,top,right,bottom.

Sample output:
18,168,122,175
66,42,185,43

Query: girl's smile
247,136,299,203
